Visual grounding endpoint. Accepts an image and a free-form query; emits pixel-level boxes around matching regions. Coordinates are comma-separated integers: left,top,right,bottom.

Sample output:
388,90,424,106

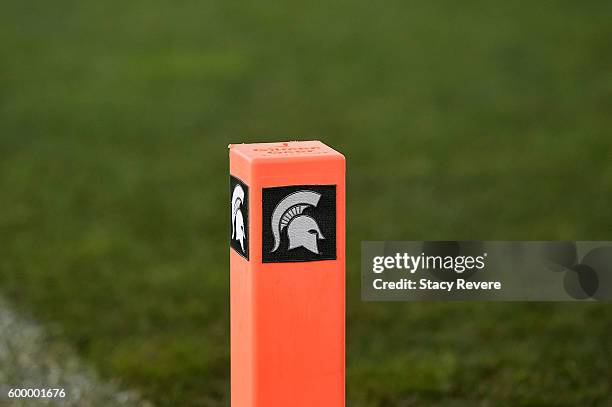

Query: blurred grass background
1,0,612,406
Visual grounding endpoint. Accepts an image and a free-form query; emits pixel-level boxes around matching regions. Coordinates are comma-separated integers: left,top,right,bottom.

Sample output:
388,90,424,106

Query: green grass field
1,1,612,405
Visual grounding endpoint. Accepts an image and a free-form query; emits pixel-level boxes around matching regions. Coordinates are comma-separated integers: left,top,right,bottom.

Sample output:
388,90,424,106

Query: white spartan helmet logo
271,190,325,254
231,184,246,252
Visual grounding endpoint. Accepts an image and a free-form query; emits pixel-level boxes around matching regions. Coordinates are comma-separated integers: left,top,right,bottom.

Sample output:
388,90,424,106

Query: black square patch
262,185,336,263
230,175,249,259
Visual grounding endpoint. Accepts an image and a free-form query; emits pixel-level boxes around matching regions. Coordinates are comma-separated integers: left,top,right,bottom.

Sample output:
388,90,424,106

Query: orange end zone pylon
229,141,345,407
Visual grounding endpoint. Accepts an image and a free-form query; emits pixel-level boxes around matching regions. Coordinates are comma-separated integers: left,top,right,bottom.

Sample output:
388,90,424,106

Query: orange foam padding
230,141,345,407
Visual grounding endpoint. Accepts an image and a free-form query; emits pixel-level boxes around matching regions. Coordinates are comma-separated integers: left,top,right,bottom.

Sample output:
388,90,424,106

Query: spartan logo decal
230,176,249,259
232,185,246,251
263,185,336,263
271,190,324,254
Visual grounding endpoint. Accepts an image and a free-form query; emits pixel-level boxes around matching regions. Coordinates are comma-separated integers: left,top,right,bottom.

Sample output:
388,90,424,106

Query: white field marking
0,297,152,407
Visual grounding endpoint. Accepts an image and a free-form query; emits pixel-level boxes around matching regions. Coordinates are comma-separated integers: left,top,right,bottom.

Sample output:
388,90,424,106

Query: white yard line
0,298,152,407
